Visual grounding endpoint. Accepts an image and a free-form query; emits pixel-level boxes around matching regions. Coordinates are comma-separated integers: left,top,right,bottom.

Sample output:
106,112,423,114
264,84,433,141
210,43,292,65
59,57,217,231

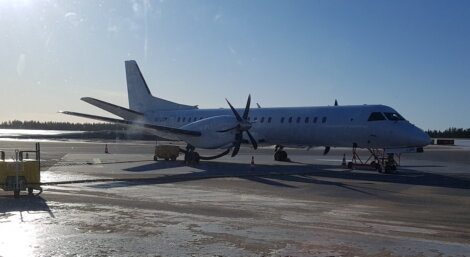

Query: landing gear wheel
377,165,383,173
274,151,279,161
274,150,288,162
347,162,354,169
185,151,200,165
370,161,376,168
191,152,200,164
28,187,34,196
385,164,397,174
14,189,20,198
171,157,177,161
153,156,158,161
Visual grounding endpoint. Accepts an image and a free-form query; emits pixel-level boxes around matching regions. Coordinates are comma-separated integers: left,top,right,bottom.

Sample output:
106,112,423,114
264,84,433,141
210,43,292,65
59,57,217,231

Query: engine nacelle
179,115,238,149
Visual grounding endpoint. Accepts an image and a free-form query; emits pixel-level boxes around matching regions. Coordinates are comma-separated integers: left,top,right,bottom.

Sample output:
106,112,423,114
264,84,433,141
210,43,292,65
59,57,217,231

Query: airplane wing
60,111,201,137
81,97,144,120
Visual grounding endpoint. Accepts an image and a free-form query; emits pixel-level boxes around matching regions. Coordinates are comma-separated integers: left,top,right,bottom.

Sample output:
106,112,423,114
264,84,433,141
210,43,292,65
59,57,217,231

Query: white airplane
62,60,431,170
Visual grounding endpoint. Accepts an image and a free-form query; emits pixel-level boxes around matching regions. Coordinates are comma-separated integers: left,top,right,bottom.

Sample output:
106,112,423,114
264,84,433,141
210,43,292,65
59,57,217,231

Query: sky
0,0,469,130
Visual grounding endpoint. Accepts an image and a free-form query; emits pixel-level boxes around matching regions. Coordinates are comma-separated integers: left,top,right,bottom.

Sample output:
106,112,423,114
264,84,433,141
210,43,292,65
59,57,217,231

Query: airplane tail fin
125,60,197,113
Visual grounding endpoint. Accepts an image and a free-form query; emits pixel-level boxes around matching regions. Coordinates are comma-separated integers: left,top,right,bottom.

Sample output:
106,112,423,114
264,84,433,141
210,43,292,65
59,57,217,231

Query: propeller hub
239,120,252,131
225,94,258,157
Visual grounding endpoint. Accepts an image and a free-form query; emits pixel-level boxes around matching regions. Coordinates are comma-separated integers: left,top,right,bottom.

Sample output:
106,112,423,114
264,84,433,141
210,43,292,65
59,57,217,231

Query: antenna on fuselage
334,99,338,106
256,103,261,108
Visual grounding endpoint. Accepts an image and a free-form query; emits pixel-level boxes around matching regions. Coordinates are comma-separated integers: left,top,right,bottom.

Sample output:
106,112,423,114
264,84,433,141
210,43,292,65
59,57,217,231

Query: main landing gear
274,145,290,162
347,143,398,174
183,145,200,165
181,145,232,165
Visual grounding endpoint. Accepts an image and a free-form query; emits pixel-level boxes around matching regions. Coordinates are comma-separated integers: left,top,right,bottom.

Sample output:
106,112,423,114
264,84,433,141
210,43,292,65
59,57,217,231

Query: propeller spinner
218,95,258,157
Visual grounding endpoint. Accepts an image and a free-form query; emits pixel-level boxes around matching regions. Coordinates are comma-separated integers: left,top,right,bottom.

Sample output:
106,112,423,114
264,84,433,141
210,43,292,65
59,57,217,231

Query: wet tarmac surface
1,140,470,256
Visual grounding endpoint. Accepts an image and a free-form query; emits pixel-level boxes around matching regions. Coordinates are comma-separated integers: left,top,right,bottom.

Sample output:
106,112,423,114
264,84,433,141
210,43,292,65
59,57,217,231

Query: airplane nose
414,127,432,147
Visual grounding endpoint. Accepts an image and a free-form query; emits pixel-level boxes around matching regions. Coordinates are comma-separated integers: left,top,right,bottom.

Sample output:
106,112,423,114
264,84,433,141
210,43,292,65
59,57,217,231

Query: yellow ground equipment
154,144,180,161
0,143,42,198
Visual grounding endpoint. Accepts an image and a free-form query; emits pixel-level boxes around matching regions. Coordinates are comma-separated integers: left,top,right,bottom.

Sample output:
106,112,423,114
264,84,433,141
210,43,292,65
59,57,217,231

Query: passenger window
296,117,301,123
384,112,405,121
281,117,285,123
177,117,181,122
288,117,293,123
322,117,327,123
254,117,258,122
313,117,318,123
305,117,309,123
368,112,386,121
267,117,272,123
260,117,265,123
182,117,186,122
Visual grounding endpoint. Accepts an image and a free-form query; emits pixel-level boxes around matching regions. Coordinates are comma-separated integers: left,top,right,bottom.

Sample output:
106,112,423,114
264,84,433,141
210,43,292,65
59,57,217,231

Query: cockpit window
384,112,405,121
368,112,386,121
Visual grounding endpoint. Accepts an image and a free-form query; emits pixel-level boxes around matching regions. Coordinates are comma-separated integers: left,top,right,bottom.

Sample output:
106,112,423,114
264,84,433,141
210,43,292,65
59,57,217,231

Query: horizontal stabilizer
81,97,143,120
60,111,201,137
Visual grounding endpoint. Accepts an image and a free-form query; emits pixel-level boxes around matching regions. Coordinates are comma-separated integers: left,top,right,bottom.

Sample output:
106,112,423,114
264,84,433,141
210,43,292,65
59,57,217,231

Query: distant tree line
426,127,470,138
1,120,470,138
0,120,126,131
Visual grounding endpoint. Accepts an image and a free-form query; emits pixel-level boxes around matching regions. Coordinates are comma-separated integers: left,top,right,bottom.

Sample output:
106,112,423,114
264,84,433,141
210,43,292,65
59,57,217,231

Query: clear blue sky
0,0,469,130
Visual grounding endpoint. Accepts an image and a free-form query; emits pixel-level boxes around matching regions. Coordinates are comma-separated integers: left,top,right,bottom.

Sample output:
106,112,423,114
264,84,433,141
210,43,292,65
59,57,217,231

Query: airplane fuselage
144,104,430,149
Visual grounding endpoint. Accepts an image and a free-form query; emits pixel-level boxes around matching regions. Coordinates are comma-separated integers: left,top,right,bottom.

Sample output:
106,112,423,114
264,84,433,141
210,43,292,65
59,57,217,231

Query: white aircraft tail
125,60,197,112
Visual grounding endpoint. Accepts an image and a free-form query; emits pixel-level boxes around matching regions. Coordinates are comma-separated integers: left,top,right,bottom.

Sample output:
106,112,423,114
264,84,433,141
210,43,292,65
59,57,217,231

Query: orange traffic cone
250,156,255,171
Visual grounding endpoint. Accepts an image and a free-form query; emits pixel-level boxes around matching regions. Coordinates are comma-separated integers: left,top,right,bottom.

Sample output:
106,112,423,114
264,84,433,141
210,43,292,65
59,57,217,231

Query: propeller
218,95,258,157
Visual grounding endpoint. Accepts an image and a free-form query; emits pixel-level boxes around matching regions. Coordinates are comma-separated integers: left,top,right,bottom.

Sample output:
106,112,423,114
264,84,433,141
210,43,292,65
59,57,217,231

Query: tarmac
1,139,470,257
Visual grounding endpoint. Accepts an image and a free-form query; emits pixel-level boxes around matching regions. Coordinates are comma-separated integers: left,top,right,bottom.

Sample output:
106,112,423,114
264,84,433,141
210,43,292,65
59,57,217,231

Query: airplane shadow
400,165,446,168
0,196,55,220
124,161,182,172
88,160,470,193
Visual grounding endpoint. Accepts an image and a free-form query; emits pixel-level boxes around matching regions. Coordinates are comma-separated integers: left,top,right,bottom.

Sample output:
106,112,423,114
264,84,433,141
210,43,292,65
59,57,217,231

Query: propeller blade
231,143,240,157
245,130,258,150
225,99,243,122
231,133,243,157
217,125,239,133
242,94,251,120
